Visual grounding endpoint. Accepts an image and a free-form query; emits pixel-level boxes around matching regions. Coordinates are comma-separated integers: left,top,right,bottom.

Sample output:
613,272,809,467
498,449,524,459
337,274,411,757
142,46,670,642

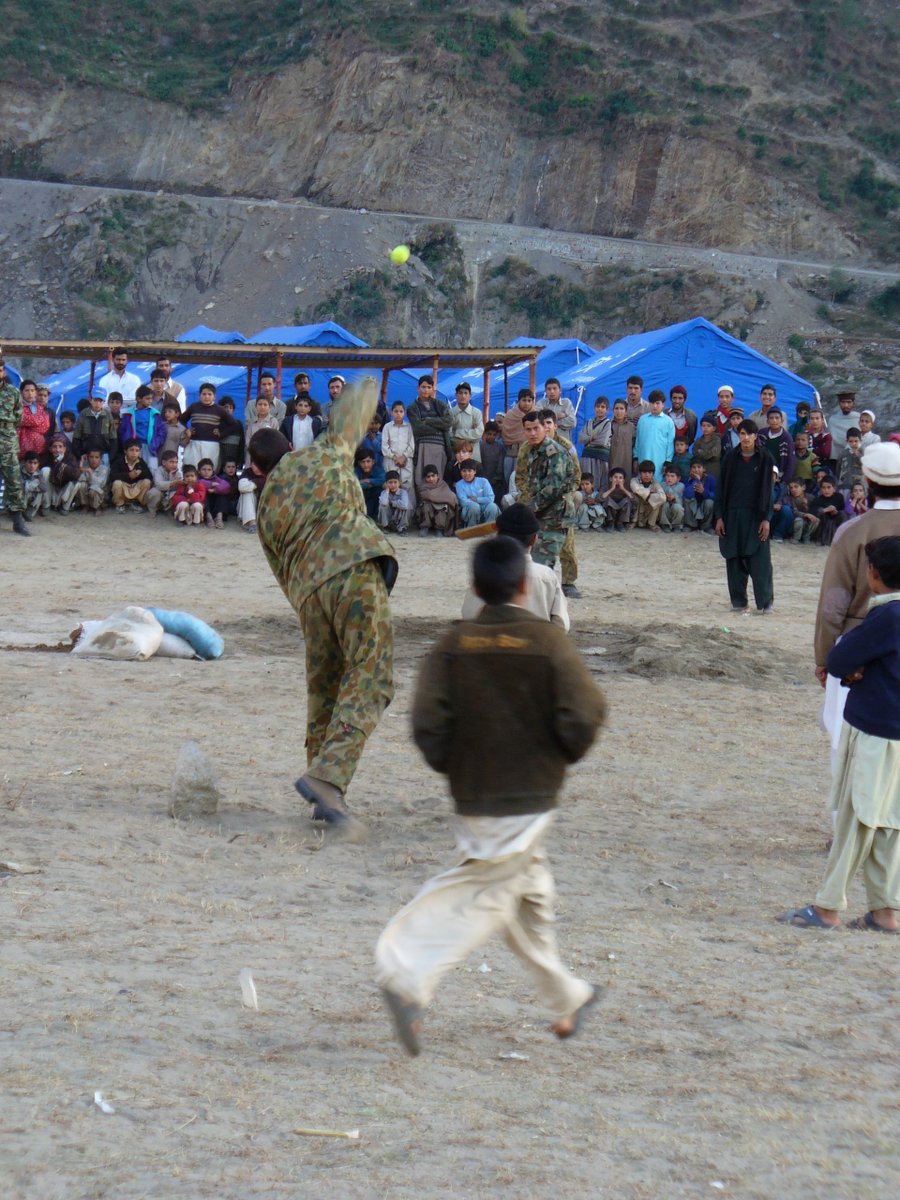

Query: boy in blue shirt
779,535,900,932
455,459,500,527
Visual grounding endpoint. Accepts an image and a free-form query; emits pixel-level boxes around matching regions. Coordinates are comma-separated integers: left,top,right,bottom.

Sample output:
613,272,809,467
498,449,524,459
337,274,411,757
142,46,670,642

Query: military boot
11,512,31,537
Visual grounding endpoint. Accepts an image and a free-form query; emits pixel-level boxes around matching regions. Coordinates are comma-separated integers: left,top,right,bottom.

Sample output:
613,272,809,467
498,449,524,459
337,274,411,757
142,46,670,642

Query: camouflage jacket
0,380,22,427
516,435,579,530
257,383,395,611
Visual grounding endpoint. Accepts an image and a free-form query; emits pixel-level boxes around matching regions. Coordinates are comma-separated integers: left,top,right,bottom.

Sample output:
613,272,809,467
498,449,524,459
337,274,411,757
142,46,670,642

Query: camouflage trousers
532,530,567,573
299,558,394,794
0,426,24,513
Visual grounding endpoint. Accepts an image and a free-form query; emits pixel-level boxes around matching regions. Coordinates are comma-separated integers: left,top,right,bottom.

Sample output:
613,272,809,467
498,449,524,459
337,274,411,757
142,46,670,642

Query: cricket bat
455,520,498,540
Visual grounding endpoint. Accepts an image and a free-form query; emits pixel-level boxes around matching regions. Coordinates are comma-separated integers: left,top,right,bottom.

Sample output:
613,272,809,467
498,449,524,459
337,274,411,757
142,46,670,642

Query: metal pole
529,354,537,398
88,361,97,397
380,369,389,410
275,352,283,400
482,367,490,423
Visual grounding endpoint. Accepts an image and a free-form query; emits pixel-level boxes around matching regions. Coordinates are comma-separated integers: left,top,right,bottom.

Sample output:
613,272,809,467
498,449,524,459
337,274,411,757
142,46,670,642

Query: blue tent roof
438,337,597,411
557,318,817,439
176,325,247,344
245,321,367,348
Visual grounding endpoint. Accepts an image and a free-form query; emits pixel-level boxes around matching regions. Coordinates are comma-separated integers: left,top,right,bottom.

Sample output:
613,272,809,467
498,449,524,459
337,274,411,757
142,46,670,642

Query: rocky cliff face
0,46,859,262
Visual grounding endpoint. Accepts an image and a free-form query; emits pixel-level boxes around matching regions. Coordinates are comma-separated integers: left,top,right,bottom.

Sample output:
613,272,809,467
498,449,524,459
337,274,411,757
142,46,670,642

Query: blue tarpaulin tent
556,318,817,441
439,337,597,413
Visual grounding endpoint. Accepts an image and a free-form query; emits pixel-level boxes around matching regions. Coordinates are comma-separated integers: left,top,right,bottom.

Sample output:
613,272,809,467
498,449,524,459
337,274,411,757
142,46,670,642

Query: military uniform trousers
0,427,25,513
300,558,394,793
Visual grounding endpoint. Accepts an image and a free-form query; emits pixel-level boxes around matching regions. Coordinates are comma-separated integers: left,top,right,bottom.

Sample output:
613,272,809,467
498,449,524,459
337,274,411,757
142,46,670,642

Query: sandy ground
1,513,897,1200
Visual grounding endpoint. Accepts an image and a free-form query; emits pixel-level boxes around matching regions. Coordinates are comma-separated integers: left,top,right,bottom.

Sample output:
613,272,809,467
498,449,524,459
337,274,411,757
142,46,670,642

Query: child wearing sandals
375,536,608,1054
778,535,900,933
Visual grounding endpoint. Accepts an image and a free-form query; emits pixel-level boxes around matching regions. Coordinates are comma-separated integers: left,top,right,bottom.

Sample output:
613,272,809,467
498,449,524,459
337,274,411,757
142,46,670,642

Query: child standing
837,429,864,491
578,396,611,492
608,399,635,483
355,448,385,520
479,421,506,506
378,469,410,535
245,395,280,463
788,479,819,543
381,401,415,492
778,536,900,932
692,413,723,485
671,436,693,482
375,536,607,1055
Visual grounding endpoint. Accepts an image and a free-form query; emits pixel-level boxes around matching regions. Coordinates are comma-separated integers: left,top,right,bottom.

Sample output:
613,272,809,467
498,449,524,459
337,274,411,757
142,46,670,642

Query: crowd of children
5,365,893,551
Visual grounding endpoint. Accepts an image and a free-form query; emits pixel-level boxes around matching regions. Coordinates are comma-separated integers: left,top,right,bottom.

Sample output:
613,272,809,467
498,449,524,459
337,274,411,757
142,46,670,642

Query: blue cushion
148,608,224,660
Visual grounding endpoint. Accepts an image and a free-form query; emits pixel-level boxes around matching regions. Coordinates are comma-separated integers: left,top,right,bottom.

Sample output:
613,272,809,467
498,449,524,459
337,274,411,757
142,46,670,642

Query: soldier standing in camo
516,409,578,576
248,380,397,834
0,357,30,537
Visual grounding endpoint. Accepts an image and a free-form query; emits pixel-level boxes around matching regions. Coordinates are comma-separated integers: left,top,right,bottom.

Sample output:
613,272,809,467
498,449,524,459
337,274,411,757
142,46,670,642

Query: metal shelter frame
0,339,543,419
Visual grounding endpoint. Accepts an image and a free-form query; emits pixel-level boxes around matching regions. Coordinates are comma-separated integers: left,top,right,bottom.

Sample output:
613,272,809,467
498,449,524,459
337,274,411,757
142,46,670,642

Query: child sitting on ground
601,468,633,532
809,476,845,546
74,449,109,516
46,432,81,513
207,459,241,527
682,461,716,533
355,447,385,520
660,465,685,532
787,479,819,543
416,464,458,537
172,464,207,526
575,472,605,530
845,481,868,518
20,451,48,519
237,463,264,533
446,440,478,489
578,396,611,492
197,457,231,528
109,439,153,512
147,450,182,516
455,458,500,528
770,467,794,541
778,535,900,933
630,460,666,532
378,469,411,535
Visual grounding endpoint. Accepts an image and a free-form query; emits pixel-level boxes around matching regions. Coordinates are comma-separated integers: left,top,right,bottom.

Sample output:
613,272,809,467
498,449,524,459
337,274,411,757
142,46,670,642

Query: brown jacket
412,605,606,817
814,505,900,666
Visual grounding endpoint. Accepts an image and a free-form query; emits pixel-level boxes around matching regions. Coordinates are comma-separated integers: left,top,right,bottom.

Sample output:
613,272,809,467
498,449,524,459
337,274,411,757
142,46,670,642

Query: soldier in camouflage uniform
251,379,397,831
0,358,30,537
518,408,580,585
516,410,578,573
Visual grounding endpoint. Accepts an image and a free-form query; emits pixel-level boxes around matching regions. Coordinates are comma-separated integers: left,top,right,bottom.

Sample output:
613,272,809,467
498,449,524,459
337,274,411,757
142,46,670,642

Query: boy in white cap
858,410,879,451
